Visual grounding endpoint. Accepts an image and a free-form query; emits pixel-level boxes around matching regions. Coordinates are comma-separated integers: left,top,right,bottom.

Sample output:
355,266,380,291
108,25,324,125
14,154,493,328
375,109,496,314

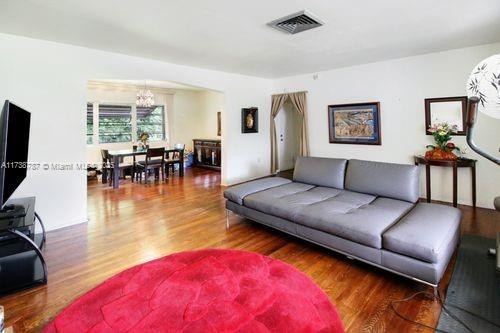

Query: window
137,106,165,141
87,103,167,144
87,103,93,145
98,104,132,143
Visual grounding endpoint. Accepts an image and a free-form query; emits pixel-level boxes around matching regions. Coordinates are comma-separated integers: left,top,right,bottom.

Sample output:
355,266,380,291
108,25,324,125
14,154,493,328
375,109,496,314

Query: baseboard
44,218,88,232
221,173,276,187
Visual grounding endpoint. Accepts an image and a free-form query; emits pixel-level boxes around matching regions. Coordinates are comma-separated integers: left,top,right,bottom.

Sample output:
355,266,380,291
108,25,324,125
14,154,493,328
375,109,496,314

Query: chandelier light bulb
136,82,155,107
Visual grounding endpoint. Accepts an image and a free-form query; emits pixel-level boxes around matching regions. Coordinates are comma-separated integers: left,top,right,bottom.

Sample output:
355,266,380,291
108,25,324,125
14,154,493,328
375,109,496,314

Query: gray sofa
224,157,461,289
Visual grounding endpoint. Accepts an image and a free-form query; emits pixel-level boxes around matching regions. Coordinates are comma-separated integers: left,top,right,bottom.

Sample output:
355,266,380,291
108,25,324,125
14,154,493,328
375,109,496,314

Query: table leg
425,164,431,203
102,167,108,184
453,165,458,207
113,155,120,189
179,159,184,177
471,164,476,208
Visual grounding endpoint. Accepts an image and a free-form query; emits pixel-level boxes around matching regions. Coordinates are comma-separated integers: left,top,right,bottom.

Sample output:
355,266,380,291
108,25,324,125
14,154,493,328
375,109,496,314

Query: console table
414,156,477,208
0,197,47,295
193,139,221,170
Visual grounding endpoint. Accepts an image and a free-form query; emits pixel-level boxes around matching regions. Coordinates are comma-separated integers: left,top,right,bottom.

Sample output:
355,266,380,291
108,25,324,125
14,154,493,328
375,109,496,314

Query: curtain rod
271,91,308,97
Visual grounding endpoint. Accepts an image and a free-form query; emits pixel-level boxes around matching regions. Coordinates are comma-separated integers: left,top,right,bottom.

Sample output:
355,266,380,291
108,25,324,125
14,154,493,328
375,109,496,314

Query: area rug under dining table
43,249,344,332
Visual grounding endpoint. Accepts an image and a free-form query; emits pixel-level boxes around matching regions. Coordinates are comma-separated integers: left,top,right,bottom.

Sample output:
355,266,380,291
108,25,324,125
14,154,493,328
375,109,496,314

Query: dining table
106,148,184,189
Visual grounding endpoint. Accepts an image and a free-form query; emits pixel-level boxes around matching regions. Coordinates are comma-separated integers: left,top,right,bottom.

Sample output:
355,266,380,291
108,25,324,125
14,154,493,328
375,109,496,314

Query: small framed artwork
217,111,221,136
425,96,467,135
328,102,381,145
242,107,258,133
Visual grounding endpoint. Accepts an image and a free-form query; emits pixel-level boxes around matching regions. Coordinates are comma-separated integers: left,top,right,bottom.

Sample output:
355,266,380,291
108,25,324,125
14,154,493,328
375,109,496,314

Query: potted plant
138,132,150,149
425,123,461,160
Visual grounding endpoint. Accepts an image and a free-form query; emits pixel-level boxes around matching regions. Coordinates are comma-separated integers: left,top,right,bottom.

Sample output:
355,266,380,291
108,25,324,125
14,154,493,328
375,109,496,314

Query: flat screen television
0,100,31,209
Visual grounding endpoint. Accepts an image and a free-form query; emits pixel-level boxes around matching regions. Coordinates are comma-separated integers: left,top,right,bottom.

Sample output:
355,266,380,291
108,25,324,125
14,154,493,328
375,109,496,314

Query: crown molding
87,80,177,95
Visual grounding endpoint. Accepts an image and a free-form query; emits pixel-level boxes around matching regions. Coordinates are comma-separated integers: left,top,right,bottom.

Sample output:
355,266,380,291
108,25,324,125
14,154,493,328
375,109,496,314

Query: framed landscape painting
328,102,381,145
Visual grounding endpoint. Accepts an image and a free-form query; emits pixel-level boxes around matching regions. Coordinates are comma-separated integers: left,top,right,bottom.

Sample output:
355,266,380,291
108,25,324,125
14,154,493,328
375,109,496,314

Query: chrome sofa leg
226,209,230,229
433,286,439,298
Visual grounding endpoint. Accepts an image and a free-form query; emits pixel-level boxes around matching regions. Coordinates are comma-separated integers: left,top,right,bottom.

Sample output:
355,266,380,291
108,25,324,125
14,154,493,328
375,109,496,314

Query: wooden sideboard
193,139,221,171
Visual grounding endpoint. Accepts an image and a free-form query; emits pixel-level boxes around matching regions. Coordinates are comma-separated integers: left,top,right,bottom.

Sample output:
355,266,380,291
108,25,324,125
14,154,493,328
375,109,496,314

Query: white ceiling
1,0,499,78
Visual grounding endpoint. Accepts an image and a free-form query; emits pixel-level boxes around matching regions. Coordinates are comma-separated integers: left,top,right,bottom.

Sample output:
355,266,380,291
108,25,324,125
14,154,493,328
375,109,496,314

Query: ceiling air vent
268,10,324,35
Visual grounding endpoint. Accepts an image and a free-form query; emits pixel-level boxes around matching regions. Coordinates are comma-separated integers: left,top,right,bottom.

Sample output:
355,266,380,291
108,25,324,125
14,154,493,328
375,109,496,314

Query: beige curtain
270,91,309,174
288,92,310,157
270,94,288,173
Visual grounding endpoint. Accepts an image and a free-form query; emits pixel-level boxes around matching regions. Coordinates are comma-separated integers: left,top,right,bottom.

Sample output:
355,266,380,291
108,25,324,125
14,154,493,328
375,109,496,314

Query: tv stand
0,197,47,295
1,204,16,212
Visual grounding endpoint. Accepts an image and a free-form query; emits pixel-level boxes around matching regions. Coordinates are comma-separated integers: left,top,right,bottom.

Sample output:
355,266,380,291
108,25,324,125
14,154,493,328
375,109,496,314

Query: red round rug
44,249,344,332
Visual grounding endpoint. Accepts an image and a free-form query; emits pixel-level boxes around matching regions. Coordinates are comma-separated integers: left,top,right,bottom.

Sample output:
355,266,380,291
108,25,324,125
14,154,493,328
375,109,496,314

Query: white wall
0,33,272,230
198,90,224,141
170,89,223,150
273,43,500,209
1,32,498,232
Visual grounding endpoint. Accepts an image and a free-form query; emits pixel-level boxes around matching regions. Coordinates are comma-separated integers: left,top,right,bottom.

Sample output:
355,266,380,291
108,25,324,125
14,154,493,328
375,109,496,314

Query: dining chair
101,149,134,186
136,147,166,183
165,144,185,178
101,149,113,186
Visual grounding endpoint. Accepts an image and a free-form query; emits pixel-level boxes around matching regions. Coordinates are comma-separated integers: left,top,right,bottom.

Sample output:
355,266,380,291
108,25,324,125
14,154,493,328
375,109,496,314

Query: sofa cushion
383,203,461,263
223,177,291,205
345,159,420,203
293,156,348,189
244,183,340,221
294,196,414,249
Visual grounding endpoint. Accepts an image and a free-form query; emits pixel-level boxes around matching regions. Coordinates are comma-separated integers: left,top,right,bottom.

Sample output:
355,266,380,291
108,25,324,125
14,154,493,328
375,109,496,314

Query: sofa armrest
223,177,291,205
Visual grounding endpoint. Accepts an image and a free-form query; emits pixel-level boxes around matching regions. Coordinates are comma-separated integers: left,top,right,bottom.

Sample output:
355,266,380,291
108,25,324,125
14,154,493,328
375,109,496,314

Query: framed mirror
425,96,467,135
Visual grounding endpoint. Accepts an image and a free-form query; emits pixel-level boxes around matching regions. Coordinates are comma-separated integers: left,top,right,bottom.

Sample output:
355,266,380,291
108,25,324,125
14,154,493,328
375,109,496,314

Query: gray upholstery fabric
243,183,332,221
227,201,382,265
223,177,291,205
226,200,297,235
345,159,420,203
294,197,414,249
296,225,382,264
224,156,462,286
293,156,347,189
383,203,461,263
381,250,441,285
227,199,457,285
381,223,459,285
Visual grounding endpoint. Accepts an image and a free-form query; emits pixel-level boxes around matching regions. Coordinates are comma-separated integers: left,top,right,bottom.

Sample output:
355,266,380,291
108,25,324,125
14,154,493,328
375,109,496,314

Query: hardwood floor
1,168,498,332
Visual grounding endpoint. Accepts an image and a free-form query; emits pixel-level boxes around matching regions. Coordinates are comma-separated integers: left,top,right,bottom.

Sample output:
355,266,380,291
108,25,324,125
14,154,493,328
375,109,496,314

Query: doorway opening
275,99,302,173
85,79,225,202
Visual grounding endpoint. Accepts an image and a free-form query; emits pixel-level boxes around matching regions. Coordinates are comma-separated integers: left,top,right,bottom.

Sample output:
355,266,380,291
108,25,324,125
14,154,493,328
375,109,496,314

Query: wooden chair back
166,148,184,161
101,149,124,164
101,149,110,163
145,147,165,165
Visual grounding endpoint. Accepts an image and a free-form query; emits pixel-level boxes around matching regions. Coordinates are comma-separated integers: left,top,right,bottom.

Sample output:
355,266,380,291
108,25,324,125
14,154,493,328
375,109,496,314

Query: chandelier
136,82,154,107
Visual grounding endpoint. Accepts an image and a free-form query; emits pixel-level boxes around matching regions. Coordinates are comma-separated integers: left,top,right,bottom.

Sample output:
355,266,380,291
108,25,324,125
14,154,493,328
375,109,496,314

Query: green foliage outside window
86,104,165,144
87,103,93,145
137,106,165,141
99,105,132,143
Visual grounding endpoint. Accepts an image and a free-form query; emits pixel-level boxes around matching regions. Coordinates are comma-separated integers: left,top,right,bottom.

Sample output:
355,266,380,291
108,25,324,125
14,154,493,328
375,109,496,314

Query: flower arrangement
183,148,193,158
425,123,460,160
136,132,150,150
139,132,150,144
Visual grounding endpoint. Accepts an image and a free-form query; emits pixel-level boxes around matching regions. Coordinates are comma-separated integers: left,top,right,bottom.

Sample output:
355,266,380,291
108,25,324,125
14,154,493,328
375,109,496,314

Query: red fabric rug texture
44,249,344,332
